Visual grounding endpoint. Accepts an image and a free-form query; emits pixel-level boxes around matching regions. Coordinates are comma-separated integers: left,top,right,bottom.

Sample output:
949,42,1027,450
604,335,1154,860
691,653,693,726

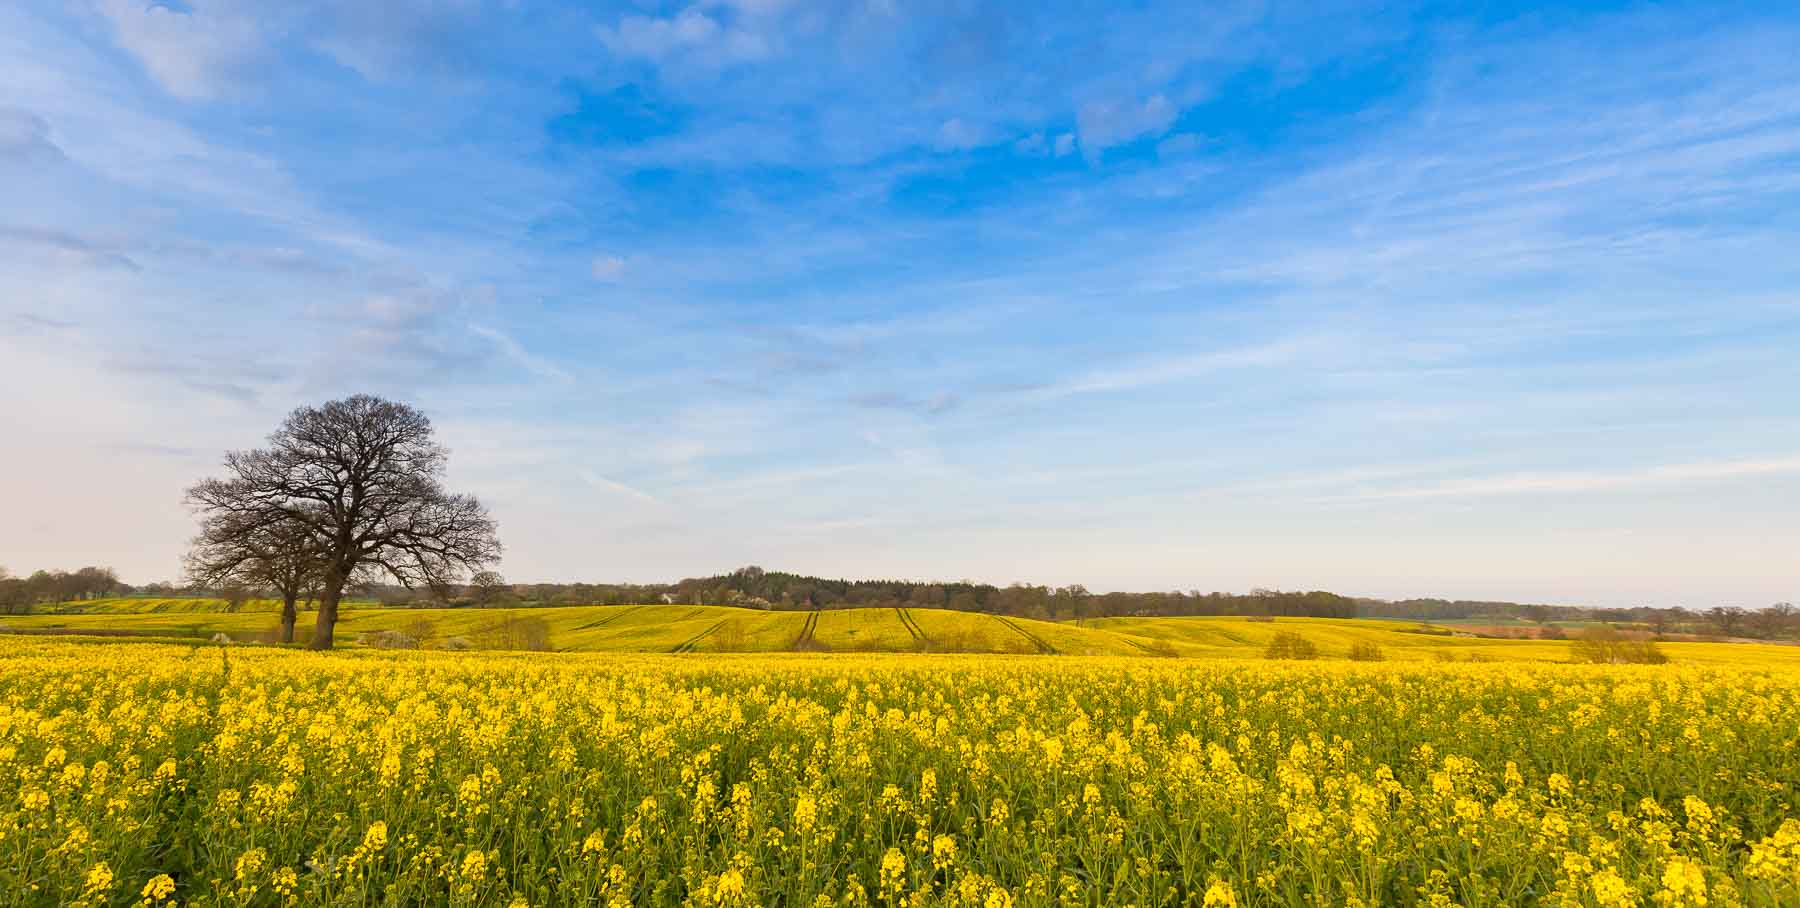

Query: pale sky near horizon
2,1,1797,608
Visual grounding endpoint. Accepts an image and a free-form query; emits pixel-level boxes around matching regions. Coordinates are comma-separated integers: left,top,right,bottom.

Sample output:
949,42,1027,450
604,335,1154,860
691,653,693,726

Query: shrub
1347,641,1386,662
1245,615,1276,623
1264,632,1318,660
1142,638,1181,658
402,617,438,646
362,630,419,650
472,615,554,652
1570,626,1668,664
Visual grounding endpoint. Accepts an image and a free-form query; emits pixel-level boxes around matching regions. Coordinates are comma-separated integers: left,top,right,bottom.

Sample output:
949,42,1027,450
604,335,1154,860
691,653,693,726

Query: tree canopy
185,395,500,648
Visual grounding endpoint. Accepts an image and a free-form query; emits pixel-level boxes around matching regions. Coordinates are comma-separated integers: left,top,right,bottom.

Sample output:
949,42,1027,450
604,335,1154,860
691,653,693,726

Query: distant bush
1570,626,1667,665
471,615,553,652
1141,638,1181,658
402,617,438,645
1264,632,1318,660
362,630,419,650
1245,615,1276,623
440,636,472,651
1347,641,1386,662
1430,651,1495,663
1539,624,1567,640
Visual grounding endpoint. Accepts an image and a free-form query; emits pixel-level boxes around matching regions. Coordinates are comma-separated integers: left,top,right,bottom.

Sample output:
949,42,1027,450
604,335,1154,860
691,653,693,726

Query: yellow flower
1590,868,1634,908
931,834,957,869
1681,797,1715,835
362,820,389,852
879,847,907,894
582,830,608,857
715,867,747,902
83,862,115,900
236,847,267,882
1745,819,1800,880
1202,878,1237,908
272,867,298,898
794,793,818,835
1656,857,1708,907
460,849,488,882
139,873,176,904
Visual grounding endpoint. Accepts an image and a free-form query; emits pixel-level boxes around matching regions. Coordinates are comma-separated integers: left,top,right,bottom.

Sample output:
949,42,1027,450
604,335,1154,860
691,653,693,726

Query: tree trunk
280,592,298,644
311,582,343,650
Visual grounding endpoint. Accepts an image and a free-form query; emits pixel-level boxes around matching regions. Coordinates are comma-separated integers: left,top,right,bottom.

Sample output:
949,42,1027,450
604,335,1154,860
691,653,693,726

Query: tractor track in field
671,620,726,654
574,605,641,631
995,616,1057,654
895,608,929,645
791,611,822,651
1118,635,1164,656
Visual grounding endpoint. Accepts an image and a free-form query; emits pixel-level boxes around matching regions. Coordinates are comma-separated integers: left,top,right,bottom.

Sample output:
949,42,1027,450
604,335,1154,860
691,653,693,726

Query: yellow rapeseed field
2,638,1798,907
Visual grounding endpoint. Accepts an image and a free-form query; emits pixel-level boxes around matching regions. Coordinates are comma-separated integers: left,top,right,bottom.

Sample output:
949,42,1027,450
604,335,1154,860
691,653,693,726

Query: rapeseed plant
0,638,1797,905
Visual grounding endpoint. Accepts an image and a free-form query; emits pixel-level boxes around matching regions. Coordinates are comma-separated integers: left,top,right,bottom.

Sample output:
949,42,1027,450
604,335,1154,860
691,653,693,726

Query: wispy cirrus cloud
1332,457,1800,502
578,470,663,506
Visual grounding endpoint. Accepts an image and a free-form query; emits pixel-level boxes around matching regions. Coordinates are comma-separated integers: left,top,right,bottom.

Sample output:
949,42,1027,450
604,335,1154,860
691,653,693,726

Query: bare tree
469,570,508,607
186,395,501,649
1704,606,1748,638
185,515,322,643
1752,603,1797,639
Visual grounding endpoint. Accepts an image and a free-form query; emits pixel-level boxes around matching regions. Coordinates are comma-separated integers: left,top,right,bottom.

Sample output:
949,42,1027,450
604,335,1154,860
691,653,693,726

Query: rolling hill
4,599,1798,666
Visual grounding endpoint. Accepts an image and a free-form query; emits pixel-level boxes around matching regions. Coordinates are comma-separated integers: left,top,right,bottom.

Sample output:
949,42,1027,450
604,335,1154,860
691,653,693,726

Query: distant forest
4,563,1795,639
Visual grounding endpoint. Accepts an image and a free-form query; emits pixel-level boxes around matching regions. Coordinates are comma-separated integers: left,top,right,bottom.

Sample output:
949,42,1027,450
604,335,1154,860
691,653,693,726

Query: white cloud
598,8,770,68
1075,94,1176,159
1053,132,1077,157
95,0,264,100
934,118,987,152
1013,132,1046,155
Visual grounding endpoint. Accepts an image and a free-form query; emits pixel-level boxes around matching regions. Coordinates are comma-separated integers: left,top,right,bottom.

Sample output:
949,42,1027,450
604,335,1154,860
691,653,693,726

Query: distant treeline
0,566,126,614
647,567,1364,621
334,567,1800,639
1358,596,1798,639
6,563,1795,639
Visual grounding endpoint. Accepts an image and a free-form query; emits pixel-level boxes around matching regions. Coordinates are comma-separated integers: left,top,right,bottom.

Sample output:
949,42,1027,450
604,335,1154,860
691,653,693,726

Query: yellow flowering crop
1,637,1797,905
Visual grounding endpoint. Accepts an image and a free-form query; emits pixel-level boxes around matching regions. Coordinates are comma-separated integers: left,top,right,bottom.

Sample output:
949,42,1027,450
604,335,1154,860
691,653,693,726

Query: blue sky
3,0,1798,607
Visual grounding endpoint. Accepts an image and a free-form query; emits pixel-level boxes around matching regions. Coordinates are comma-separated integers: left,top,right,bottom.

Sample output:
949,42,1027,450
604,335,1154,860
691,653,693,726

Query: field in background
5,599,1799,665
29,596,381,615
